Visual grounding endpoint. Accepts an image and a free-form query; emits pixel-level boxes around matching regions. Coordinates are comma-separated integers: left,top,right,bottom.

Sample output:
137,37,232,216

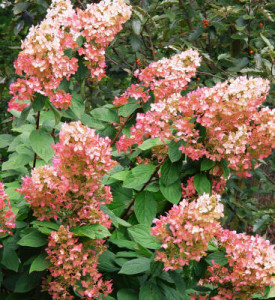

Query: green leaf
91,108,119,123
117,289,138,300
160,160,181,186
29,129,54,162
160,180,182,204
13,2,30,14
253,215,271,233
76,35,85,47
101,205,131,228
221,159,230,178
260,33,274,51
32,94,47,113
119,102,140,118
193,173,211,195
139,282,162,300
201,158,216,171
134,191,157,226
130,34,143,51
81,114,105,130
231,33,246,39
75,60,89,82
168,140,183,162
119,257,151,275
188,27,203,41
0,134,14,148
168,271,186,294
1,248,20,272
70,93,85,119
17,231,47,247
128,224,160,249
31,220,59,231
98,251,119,272
111,170,130,181
132,19,142,35
14,271,42,293
2,154,32,171
29,253,51,273
71,224,110,239
138,138,164,151
123,165,156,189
47,100,61,125
15,105,32,127
205,252,228,266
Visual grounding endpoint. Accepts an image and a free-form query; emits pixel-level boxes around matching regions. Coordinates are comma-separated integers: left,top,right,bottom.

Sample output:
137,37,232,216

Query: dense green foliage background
0,0,274,299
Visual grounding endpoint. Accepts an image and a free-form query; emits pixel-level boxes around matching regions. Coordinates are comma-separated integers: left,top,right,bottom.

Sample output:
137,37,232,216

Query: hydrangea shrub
0,0,274,299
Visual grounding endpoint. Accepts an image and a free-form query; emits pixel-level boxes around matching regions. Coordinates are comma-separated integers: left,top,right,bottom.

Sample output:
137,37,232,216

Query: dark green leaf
128,224,160,249
139,282,162,300
117,289,138,300
193,173,211,195
75,60,89,82
14,271,42,293
253,215,271,233
71,224,110,239
119,257,151,275
160,160,181,186
1,248,20,272
221,159,230,178
98,251,119,272
160,180,182,204
32,94,47,113
14,20,25,35
91,108,119,123
17,231,47,247
134,191,157,226
29,129,54,162
123,165,156,189
188,27,203,41
168,140,184,162
168,271,186,294
138,138,164,151
201,158,216,171
15,105,32,127
13,3,29,14
205,252,228,266
29,253,51,273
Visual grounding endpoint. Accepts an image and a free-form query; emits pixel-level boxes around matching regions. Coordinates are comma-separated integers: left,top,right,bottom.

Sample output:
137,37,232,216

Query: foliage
0,0,274,299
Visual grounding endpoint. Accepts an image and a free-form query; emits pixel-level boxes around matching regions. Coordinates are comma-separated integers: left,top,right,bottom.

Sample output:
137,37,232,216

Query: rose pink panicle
0,182,16,242
201,230,275,300
117,76,274,177
42,225,112,300
151,194,224,271
18,121,117,227
113,49,201,106
9,0,131,111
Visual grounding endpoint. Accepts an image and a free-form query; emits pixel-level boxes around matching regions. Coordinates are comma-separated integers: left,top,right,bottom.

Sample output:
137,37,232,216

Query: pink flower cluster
75,0,132,81
0,182,16,240
178,76,273,177
201,230,275,300
42,225,112,300
19,121,117,299
113,49,201,106
117,76,274,177
151,194,224,271
19,121,117,227
9,0,131,111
